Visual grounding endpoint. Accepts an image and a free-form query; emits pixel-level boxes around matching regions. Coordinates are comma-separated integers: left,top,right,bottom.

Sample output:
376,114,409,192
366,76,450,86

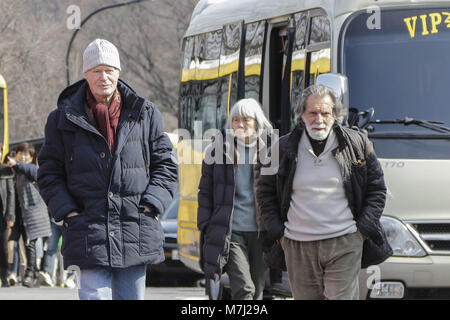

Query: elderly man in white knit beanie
37,38,178,300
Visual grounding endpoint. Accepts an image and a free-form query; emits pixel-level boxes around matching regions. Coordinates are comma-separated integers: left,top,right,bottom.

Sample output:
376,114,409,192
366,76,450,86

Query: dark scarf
86,88,122,154
306,131,328,156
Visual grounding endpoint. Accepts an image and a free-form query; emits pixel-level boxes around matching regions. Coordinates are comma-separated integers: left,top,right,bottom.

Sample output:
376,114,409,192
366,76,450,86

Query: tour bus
176,0,450,299
0,74,9,162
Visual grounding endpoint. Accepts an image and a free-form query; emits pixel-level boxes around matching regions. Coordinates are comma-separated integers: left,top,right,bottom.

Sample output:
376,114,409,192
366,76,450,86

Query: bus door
265,10,331,135
266,20,292,135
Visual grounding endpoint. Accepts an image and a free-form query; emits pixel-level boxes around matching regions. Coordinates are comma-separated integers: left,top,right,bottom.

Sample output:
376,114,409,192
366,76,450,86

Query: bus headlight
380,216,426,257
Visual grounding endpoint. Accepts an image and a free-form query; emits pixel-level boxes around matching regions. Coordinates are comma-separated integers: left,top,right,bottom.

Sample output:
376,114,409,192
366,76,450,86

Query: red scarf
86,88,122,154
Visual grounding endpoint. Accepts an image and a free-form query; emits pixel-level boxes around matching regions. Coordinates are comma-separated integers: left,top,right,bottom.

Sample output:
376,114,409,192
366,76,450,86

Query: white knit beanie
83,39,121,73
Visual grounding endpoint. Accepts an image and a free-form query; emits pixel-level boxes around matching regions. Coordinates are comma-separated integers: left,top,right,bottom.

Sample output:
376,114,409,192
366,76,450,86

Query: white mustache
310,124,327,130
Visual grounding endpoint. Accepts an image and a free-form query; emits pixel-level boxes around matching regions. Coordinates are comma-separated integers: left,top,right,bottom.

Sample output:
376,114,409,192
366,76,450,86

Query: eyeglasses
232,117,255,124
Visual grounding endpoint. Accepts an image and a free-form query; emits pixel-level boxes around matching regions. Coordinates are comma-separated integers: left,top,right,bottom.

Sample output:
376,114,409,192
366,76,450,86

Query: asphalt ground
0,285,207,300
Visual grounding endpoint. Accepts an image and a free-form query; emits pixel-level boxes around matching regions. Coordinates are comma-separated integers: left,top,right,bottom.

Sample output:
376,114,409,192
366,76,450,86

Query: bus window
180,29,223,134
307,15,331,86
290,12,308,129
195,80,219,133
217,76,229,129
294,12,307,48
308,48,331,85
181,36,195,83
219,21,242,118
217,72,238,129
179,82,193,133
245,75,260,101
228,72,238,113
268,25,287,129
193,30,222,134
268,11,310,133
194,31,221,81
220,22,242,77
244,21,266,100
290,71,304,127
180,36,196,133
309,15,331,44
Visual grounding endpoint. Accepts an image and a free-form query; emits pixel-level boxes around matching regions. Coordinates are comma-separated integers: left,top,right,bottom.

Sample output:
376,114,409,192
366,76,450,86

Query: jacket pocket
139,212,164,255
61,214,87,260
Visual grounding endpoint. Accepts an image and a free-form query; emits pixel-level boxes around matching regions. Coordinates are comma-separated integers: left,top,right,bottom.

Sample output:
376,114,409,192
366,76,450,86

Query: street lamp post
65,0,145,86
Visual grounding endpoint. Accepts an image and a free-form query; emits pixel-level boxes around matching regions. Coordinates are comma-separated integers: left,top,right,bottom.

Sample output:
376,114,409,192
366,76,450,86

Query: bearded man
256,84,392,300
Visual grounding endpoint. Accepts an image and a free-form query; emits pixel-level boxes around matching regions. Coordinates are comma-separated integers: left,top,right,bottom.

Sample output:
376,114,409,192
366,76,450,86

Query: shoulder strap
345,128,367,163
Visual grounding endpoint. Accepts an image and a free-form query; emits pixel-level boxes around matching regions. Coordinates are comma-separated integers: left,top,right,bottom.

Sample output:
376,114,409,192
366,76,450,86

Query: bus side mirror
316,73,349,110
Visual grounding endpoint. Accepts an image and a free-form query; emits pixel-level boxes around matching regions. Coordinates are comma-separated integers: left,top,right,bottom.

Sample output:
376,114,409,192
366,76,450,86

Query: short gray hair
225,98,273,135
294,84,347,125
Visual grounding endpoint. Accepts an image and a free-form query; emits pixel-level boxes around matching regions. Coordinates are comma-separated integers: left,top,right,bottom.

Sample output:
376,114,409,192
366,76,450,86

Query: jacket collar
57,79,143,132
284,123,349,159
216,128,268,164
284,124,303,160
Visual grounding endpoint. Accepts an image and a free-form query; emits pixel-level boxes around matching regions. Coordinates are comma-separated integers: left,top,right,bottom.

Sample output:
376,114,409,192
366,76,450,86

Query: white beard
302,117,334,141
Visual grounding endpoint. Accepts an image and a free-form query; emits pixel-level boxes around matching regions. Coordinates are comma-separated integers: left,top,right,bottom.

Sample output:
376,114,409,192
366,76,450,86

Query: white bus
177,0,450,299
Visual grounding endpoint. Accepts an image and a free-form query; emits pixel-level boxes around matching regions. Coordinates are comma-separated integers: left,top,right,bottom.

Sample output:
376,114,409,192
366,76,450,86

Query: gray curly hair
225,98,273,135
294,84,347,125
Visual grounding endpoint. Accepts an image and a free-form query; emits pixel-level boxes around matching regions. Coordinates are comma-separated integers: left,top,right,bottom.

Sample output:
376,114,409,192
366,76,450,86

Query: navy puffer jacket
37,79,178,269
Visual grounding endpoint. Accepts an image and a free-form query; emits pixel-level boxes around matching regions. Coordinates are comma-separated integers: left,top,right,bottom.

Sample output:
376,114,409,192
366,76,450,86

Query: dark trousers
224,231,267,300
24,239,37,275
9,218,37,275
0,217,9,279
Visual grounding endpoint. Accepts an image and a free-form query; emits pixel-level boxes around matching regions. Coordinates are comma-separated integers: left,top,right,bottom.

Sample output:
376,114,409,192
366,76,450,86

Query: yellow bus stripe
179,251,200,262
181,61,262,82
227,73,232,116
178,220,198,230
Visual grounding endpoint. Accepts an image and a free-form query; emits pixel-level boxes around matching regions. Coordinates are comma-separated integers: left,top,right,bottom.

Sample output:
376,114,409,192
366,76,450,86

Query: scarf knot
86,88,122,154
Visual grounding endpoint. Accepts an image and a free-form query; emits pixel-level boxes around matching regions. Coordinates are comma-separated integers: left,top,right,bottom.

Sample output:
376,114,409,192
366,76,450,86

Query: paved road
0,286,208,300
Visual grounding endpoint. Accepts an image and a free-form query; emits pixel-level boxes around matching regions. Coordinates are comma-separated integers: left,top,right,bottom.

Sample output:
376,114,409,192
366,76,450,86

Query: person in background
5,154,24,286
39,217,64,287
197,98,272,300
7,143,52,288
0,153,15,287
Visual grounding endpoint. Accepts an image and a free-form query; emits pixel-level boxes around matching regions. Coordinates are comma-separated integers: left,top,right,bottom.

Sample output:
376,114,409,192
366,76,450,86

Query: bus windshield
343,8,450,159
